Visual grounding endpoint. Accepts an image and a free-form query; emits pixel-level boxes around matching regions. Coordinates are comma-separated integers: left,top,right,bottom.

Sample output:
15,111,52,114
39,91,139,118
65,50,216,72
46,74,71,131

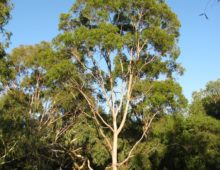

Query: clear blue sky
6,0,220,101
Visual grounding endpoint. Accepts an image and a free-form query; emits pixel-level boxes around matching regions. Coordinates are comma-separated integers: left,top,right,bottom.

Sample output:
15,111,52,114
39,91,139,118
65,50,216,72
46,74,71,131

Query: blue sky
6,0,220,101
167,0,220,101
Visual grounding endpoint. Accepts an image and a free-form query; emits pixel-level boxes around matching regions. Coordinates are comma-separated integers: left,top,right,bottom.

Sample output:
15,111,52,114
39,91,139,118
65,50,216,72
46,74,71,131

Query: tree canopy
0,0,219,170
56,0,187,169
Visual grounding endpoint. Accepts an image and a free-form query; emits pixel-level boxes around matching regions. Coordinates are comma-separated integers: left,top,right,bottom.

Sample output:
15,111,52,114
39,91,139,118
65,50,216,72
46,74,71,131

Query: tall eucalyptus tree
57,0,186,169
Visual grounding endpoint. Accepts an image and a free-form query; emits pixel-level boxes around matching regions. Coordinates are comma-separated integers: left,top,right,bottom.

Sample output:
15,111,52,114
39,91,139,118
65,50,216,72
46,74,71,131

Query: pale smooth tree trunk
112,111,118,170
112,131,118,170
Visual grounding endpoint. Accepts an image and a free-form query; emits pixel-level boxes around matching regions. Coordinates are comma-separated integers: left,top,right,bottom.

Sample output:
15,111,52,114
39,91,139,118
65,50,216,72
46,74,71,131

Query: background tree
0,0,14,165
190,79,220,119
57,0,186,169
142,79,220,170
0,0,13,92
0,42,92,169
145,113,220,170
0,0,12,50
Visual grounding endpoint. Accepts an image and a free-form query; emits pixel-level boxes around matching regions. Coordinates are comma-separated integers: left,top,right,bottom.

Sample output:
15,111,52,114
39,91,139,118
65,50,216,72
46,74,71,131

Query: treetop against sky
5,0,220,101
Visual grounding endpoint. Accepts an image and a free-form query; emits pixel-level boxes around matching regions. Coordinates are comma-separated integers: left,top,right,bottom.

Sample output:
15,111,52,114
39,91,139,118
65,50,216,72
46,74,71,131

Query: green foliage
160,114,220,170
190,79,220,119
51,0,187,169
2,0,219,169
132,79,187,117
126,113,220,170
0,0,12,50
0,0,13,90
149,79,220,169
0,42,90,169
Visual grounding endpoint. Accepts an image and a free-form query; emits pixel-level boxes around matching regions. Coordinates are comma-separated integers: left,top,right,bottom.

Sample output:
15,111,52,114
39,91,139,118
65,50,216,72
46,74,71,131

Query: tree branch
118,111,159,166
